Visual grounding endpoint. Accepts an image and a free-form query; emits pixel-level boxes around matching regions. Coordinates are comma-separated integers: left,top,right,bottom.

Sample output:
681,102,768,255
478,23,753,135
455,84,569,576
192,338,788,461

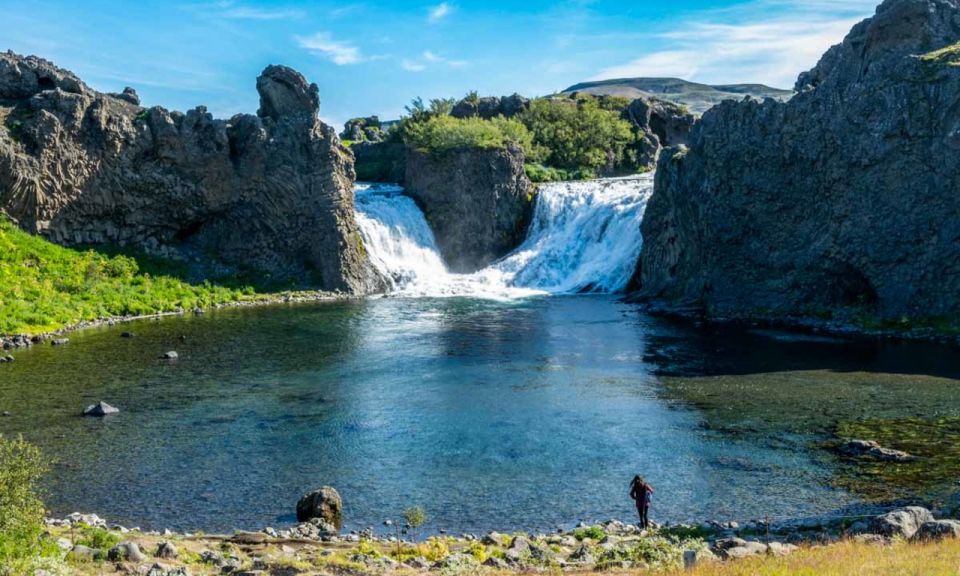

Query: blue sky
3,0,878,128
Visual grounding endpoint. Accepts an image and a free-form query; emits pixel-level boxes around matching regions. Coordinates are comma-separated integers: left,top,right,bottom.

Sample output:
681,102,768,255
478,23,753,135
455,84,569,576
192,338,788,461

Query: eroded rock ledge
635,0,960,324
0,52,379,293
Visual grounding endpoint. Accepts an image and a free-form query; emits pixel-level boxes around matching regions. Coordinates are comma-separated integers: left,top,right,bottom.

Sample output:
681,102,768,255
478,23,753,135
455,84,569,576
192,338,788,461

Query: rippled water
2,297,959,534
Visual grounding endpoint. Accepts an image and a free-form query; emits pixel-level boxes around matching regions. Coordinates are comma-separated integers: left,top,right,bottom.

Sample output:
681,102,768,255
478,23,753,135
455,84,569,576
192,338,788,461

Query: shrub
404,114,532,155
0,436,63,575
73,525,121,550
573,526,606,541
404,506,427,541
518,97,636,173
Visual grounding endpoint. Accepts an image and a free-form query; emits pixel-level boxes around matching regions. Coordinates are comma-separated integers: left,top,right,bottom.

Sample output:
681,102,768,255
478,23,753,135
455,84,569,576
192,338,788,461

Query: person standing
629,475,654,529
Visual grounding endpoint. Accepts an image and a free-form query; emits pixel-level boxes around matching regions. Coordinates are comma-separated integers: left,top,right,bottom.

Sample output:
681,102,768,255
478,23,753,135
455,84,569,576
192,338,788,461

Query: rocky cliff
636,0,960,324
0,52,378,292
404,146,533,273
623,97,697,170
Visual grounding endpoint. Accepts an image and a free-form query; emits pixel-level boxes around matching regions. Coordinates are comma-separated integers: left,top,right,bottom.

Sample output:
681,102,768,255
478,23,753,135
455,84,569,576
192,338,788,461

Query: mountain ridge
562,77,793,114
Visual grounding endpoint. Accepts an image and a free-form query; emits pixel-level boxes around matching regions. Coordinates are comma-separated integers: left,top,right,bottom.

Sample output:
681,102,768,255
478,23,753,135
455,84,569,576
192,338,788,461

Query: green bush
0,218,251,335
572,526,606,541
518,97,636,173
0,436,63,575
404,115,532,155
73,525,121,550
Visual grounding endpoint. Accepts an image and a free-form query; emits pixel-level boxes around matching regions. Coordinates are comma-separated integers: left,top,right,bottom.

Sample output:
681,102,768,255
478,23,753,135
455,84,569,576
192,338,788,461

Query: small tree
404,506,427,542
0,435,57,572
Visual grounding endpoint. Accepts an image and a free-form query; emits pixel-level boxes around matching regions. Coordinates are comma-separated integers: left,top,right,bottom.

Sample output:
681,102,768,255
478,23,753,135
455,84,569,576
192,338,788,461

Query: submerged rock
83,401,119,417
838,439,916,462
296,486,342,529
160,351,179,360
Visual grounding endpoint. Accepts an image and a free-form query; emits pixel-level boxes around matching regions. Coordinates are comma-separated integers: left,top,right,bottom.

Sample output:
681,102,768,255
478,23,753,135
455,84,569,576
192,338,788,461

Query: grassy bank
664,538,960,576
0,218,254,335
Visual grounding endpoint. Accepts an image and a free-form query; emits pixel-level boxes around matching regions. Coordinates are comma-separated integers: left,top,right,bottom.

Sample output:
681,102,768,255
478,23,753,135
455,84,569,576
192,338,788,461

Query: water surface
2,296,958,534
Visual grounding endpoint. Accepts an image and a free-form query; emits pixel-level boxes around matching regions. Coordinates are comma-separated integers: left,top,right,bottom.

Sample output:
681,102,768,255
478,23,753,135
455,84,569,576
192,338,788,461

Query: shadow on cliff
639,315,960,381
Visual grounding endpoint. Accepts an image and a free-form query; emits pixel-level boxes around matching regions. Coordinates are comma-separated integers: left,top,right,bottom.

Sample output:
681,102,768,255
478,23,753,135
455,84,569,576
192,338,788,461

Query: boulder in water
83,401,119,417
296,486,342,529
160,351,179,360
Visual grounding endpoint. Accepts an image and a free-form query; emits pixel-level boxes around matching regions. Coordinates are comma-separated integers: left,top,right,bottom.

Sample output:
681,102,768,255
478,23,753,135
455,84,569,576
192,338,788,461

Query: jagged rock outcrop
622,97,697,170
636,0,960,323
0,52,378,292
404,146,533,272
450,94,530,120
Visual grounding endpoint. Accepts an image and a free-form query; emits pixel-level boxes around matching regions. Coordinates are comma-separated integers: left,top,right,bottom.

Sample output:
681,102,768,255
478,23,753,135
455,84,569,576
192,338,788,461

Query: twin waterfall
354,175,654,299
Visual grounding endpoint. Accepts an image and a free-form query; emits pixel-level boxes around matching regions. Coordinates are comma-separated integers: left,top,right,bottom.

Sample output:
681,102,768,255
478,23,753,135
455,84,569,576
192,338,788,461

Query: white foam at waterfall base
354,174,654,299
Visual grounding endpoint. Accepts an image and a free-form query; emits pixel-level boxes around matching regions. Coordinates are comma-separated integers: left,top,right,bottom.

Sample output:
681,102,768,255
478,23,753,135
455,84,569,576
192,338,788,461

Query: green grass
920,41,960,66
0,218,254,335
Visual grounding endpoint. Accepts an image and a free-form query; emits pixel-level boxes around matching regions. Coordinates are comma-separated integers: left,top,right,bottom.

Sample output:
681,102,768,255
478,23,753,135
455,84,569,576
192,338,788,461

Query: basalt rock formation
450,94,530,120
623,97,697,170
0,52,378,292
404,146,533,273
636,0,960,324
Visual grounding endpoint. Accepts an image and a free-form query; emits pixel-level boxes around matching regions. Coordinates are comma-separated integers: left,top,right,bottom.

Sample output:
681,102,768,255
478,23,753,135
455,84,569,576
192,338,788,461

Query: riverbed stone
51,338,69,346
913,520,960,541
156,541,179,559
108,541,147,562
83,401,119,417
160,351,179,360
295,486,342,529
871,507,934,539
839,440,916,462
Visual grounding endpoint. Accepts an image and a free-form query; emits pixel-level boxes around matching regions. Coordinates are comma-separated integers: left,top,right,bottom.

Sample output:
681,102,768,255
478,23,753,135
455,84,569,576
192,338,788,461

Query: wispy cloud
400,50,468,72
591,0,874,88
401,59,427,72
428,2,452,23
295,32,363,65
213,1,303,20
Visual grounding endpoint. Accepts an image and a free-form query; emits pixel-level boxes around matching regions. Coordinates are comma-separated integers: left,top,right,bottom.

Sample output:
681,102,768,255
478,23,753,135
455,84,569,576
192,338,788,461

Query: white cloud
428,2,452,23
295,32,363,65
402,59,427,72
214,1,303,20
591,1,874,88
400,50,468,72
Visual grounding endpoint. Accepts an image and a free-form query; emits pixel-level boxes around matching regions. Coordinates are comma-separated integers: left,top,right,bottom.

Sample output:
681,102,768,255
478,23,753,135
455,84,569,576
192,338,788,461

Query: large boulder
914,520,960,541
635,0,960,324
871,507,935,539
0,52,379,293
404,145,534,272
295,486,342,529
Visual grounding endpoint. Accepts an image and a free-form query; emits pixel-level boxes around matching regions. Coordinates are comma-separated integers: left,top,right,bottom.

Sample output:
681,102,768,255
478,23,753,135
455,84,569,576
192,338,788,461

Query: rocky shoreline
0,290,355,352
44,501,960,575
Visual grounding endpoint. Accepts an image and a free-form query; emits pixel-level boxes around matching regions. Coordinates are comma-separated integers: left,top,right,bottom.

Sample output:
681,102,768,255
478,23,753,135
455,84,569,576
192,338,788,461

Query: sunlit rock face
0,52,380,292
637,0,960,322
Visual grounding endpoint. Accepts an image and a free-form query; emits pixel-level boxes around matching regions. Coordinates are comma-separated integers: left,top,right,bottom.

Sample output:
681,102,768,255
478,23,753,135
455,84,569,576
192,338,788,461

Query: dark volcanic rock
0,52,378,292
404,146,533,272
296,486,342,529
623,97,697,170
636,0,960,323
83,401,119,417
451,94,530,120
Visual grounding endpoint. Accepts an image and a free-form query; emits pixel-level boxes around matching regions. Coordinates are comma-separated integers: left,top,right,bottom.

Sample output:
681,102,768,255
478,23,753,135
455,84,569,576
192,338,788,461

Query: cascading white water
354,174,654,299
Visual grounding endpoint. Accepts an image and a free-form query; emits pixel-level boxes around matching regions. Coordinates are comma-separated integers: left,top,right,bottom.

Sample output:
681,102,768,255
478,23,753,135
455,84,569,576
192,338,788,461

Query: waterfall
354,174,654,299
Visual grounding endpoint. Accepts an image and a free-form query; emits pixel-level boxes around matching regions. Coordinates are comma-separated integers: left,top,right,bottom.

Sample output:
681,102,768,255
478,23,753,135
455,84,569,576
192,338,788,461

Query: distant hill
562,78,794,114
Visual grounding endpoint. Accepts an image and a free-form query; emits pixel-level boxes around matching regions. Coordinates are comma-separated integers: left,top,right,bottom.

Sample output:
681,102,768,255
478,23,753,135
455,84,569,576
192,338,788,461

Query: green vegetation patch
832,416,960,501
920,41,960,66
595,536,707,570
0,218,251,335
404,114,532,155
